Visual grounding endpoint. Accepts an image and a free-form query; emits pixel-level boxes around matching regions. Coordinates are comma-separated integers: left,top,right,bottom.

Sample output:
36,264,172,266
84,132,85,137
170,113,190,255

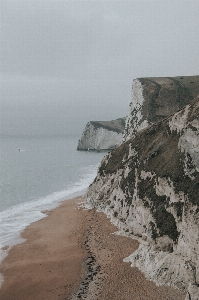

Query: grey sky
1,0,199,136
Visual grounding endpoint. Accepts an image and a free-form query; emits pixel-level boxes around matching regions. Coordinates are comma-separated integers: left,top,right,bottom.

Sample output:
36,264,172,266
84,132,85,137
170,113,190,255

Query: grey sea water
0,135,106,253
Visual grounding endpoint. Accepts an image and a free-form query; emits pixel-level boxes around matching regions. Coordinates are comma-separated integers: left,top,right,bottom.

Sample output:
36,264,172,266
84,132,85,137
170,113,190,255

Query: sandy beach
0,196,186,300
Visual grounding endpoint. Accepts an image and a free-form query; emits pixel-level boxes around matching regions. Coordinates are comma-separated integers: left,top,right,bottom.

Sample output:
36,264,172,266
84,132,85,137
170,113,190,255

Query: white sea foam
0,163,99,261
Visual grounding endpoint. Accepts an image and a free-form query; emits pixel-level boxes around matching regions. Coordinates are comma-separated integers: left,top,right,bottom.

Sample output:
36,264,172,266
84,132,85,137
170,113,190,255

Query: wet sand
0,196,185,300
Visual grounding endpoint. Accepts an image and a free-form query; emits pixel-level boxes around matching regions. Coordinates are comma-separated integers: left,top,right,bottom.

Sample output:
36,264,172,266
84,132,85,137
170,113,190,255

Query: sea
0,134,106,260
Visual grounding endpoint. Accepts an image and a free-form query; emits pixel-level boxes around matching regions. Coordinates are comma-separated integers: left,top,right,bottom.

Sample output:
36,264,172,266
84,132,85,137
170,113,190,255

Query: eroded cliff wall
124,76,199,141
85,96,199,300
77,118,125,151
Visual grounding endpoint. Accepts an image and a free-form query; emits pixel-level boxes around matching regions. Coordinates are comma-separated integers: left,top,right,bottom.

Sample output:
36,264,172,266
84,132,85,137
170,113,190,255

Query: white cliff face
169,102,199,176
123,76,199,142
124,79,148,141
85,98,199,300
77,121,123,151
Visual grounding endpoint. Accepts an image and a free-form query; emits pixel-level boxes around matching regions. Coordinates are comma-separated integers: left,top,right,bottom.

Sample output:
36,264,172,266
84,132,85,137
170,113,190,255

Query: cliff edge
77,118,125,151
85,76,199,300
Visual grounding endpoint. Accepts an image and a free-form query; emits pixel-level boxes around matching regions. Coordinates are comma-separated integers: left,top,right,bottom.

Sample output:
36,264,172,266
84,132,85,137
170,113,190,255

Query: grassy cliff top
139,75,199,99
90,118,125,133
134,75,199,124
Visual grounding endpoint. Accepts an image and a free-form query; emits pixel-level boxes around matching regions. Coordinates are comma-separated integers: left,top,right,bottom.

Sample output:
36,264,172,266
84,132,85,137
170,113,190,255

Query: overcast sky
1,0,199,136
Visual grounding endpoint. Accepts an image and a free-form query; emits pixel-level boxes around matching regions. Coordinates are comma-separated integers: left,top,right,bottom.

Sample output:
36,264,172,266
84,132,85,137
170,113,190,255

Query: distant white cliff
77,118,125,151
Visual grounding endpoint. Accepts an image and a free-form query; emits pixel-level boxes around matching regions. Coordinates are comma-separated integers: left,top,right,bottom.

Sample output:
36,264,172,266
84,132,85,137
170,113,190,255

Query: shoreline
0,196,87,300
0,196,186,299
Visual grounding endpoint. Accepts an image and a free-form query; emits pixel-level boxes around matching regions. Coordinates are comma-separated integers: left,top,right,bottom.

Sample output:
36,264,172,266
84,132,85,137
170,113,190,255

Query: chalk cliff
77,118,125,151
85,76,199,300
124,76,199,141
